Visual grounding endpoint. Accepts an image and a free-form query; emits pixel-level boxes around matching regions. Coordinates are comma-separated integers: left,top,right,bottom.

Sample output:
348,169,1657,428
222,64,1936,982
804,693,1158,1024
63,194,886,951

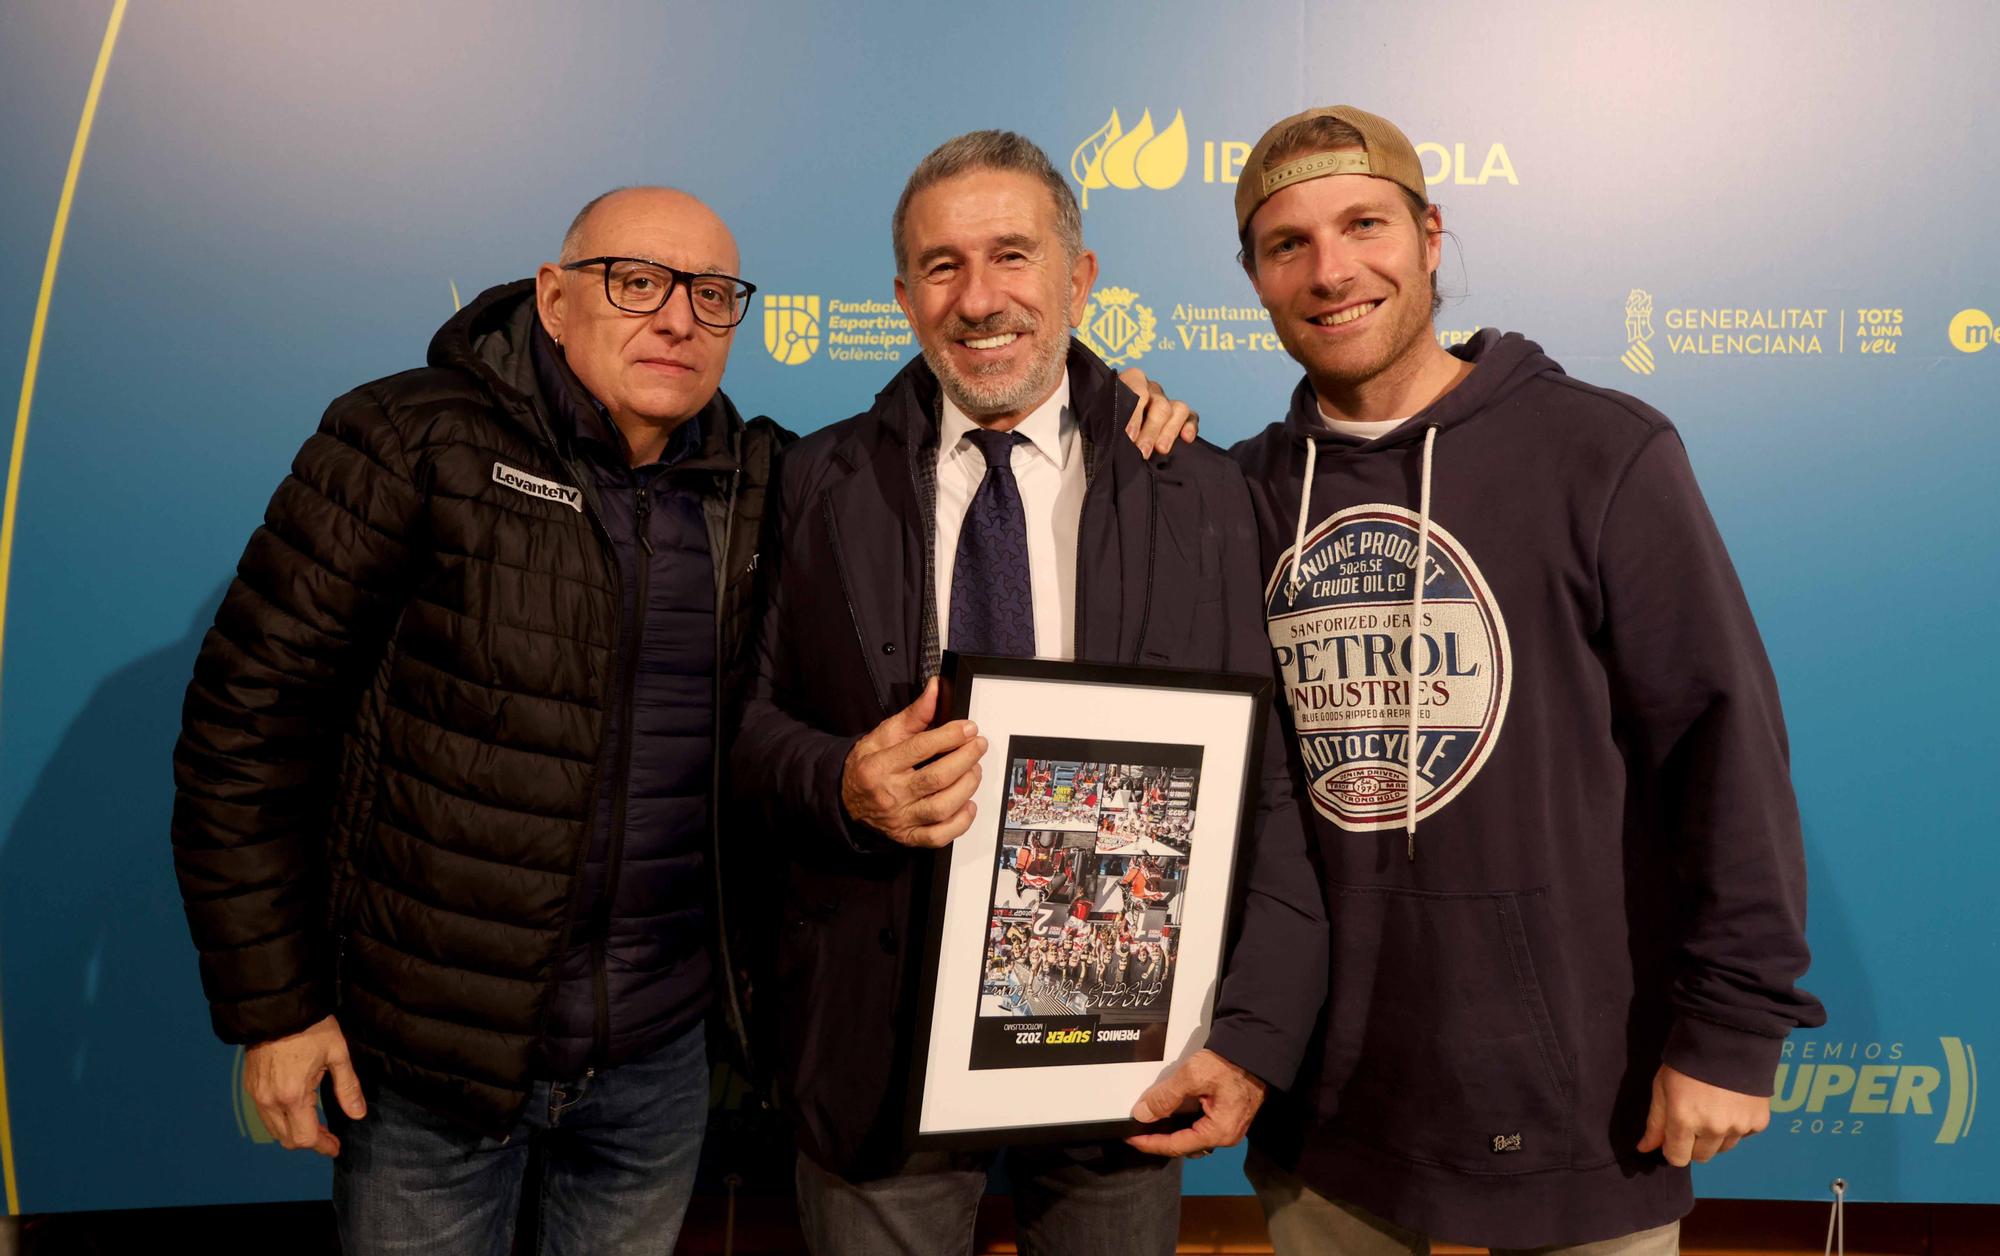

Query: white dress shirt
935,378,1083,660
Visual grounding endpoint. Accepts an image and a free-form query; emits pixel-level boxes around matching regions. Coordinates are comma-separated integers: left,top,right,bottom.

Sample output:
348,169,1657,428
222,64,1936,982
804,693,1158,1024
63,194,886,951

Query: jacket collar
820,335,1161,692
430,278,743,474
861,337,1135,457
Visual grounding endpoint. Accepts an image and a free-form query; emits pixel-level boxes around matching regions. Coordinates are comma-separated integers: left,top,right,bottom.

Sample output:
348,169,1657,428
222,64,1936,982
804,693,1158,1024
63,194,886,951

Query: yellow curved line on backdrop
0,0,130,1217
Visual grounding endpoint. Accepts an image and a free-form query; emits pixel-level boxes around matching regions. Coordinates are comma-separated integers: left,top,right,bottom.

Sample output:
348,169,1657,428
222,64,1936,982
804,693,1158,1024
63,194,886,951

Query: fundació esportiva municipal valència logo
764,294,821,365
762,294,914,365
1773,1035,1978,1144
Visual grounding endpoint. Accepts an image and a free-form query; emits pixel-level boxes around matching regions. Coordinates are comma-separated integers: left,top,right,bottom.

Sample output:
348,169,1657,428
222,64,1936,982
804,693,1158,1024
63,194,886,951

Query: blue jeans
328,1023,708,1256
796,1143,1182,1256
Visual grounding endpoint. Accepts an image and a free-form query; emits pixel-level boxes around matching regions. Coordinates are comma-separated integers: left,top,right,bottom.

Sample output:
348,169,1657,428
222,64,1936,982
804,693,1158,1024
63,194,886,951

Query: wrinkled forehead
908,170,1060,245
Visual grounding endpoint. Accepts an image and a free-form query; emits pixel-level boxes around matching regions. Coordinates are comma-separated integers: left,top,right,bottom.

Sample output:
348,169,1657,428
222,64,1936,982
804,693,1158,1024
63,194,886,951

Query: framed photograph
905,651,1273,1150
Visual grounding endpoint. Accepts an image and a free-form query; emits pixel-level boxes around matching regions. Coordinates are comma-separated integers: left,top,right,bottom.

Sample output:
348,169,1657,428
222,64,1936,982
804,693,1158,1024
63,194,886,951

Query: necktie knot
965,427,1025,471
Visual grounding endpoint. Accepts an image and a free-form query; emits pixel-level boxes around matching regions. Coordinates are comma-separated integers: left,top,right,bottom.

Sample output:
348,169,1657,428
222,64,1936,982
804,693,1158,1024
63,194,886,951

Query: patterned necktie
949,428,1035,657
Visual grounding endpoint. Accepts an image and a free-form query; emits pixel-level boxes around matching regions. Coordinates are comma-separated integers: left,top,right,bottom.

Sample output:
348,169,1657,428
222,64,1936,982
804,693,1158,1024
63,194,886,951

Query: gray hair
891,130,1084,276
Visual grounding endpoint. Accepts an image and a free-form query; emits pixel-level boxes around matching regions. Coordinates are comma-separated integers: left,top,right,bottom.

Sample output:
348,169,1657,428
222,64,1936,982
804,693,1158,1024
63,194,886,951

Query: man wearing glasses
170,185,1193,1254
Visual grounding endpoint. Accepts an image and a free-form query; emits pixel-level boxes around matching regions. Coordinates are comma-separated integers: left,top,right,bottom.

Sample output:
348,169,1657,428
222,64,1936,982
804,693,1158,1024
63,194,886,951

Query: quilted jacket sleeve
171,385,424,1045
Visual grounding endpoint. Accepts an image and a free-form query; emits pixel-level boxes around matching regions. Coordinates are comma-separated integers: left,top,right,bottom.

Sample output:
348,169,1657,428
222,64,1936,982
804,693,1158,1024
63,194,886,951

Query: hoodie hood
428,278,543,408
425,278,744,472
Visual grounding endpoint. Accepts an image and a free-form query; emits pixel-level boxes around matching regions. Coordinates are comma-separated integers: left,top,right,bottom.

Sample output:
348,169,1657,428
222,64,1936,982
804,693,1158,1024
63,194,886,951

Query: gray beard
921,327,1071,418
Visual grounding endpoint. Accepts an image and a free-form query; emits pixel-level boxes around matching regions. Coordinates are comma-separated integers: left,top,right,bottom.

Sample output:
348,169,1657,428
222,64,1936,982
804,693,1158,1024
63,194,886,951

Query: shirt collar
940,375,1073,470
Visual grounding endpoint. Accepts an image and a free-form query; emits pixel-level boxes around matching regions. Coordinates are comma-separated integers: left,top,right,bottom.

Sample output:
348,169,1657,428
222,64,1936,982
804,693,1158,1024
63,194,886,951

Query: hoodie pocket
1320,885,1574,1174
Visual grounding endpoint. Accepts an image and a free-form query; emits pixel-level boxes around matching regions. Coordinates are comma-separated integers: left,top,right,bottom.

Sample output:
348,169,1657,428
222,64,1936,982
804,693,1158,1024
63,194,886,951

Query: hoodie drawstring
1405,425,1437,861
1285,437,1318,606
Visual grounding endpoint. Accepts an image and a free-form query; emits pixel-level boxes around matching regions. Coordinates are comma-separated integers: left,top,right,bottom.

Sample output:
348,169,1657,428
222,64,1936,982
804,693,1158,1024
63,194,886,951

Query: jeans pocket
1318,885,1574,1173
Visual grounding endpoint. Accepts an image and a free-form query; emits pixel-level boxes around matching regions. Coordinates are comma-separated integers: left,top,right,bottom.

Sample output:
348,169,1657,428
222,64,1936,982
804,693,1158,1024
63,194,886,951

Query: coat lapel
1072,358,1155,666
822,428,926,714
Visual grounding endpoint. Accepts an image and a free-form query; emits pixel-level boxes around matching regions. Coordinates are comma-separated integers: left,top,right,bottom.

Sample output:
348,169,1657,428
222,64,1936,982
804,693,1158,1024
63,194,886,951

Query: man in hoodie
170,185,1195,1255
1225,107,1826,1254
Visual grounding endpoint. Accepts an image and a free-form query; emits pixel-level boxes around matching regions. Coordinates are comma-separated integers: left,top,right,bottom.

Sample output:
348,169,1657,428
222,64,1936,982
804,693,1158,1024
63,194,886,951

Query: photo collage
969,736,1203,1070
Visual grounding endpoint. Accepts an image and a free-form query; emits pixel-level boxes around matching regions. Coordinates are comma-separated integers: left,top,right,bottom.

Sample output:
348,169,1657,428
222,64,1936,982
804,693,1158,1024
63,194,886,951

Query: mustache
942,312,1039,339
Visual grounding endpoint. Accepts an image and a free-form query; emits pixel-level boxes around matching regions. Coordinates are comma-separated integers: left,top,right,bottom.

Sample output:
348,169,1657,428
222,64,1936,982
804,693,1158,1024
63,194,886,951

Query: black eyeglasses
560,256,757,328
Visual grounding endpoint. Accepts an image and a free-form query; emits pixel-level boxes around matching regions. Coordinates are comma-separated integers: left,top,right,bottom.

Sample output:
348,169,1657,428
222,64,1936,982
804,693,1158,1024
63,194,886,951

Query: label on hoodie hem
1266,505,1512,831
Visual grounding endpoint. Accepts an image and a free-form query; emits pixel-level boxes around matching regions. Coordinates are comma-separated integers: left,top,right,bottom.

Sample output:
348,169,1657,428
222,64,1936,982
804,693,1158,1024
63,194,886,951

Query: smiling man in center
731,130,1327,1256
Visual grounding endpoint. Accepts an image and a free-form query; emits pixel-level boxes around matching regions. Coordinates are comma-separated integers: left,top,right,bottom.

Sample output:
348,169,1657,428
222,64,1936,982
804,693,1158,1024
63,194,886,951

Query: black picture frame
903,650,1274,1152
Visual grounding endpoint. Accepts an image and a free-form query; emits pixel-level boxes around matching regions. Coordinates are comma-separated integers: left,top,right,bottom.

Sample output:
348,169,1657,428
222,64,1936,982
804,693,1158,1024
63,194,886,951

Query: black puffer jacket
170,281,784,1136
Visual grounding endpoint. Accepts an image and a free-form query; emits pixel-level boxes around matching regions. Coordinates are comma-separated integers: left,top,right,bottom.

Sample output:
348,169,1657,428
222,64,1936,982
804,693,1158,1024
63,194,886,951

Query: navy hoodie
1230,330,1825,1248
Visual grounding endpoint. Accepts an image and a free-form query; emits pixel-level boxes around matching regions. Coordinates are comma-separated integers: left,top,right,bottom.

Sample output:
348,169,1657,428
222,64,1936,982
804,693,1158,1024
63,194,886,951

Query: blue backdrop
2,0,1995,1215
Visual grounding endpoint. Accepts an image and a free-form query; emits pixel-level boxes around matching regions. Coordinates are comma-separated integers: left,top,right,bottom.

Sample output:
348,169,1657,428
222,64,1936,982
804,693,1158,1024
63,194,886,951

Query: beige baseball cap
1234,105,1428,234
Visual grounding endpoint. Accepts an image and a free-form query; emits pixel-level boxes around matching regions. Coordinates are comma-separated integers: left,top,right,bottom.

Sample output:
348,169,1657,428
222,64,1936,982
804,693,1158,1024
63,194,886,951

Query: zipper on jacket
333,934,349,1009
500,396,627,1111
592,482,653,1064
708,467,752,1071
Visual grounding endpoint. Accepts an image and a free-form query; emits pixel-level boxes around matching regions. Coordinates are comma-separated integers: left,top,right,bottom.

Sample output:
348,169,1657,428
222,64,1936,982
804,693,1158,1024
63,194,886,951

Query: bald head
536,186,745,461
557,186,739,275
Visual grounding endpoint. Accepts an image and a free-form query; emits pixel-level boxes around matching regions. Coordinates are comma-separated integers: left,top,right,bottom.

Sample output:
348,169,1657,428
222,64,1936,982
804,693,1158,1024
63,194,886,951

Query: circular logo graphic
1264,505,1512,831
1948,308,1994,355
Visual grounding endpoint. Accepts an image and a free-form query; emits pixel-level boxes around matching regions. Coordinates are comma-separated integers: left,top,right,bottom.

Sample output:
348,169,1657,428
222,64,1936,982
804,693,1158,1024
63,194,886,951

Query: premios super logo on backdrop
1773,1035,1978,1147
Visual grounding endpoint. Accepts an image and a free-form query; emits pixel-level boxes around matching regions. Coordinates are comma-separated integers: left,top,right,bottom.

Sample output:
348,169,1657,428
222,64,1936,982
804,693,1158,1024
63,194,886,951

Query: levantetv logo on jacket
1265,505,1512,831
492,462,582,512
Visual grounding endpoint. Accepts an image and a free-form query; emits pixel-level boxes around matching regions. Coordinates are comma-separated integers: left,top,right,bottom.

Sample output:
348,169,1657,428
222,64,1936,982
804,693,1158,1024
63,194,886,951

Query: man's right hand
840,677,987,848
244,1014,367,1157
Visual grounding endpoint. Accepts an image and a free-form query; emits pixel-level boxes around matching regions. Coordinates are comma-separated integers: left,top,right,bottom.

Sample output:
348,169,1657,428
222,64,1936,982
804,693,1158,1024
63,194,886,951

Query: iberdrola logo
1070,109,1189,210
